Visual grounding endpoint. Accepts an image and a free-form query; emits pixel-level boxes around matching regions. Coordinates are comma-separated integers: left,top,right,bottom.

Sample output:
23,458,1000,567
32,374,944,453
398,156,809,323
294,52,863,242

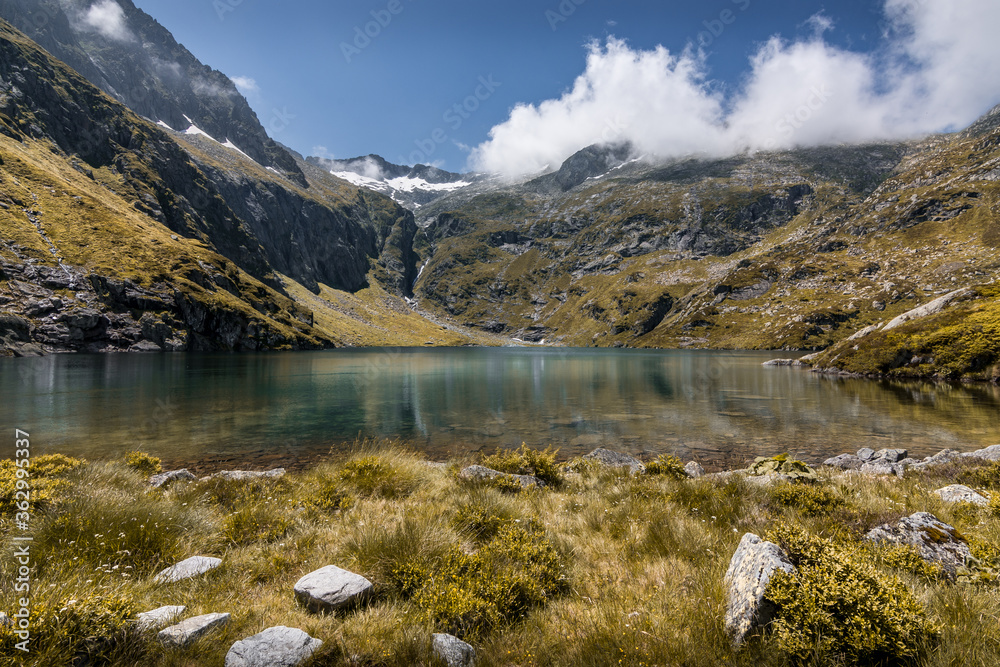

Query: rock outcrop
723,533,796,645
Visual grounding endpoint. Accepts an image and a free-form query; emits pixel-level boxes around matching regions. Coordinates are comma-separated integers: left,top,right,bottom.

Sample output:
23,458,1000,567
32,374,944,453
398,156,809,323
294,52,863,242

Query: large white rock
225,626,323,667
294,565,373,612
865,512,972,577
934,485,989,506
213,469,286,481
137,605,186,631
882,288,972,331
724,533,796,645
432,633,476,667
158,612,230,647
154,556,223,584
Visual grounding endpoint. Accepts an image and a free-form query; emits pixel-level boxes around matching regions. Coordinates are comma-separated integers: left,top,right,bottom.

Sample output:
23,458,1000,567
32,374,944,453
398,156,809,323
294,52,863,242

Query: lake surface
1,348,998,472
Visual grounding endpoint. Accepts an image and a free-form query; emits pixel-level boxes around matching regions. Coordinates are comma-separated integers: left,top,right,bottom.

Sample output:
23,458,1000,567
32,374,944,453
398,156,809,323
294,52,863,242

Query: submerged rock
294,565,373,613
865,512,972,577
583,448,645,474
225,626,323,667
723,533,796,645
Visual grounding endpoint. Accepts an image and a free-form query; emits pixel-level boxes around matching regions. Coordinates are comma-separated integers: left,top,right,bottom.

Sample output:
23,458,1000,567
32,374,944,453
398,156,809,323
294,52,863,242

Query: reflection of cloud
231,76,259,95
74,0,134,42
471,0,1000,176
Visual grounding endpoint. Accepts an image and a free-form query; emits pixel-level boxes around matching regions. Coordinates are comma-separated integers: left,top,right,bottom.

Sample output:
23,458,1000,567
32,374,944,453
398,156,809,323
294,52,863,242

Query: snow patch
157,120,174,131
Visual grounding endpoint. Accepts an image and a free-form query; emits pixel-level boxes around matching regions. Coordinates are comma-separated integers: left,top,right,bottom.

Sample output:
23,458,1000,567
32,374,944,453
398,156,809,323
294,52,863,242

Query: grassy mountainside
414,125,1000,377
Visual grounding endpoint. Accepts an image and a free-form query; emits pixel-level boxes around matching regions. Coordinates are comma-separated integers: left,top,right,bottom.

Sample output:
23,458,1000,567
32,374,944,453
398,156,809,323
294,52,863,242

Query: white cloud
231,76,259,95
470,0,1000,177
76,0,134,42
312,145,336,160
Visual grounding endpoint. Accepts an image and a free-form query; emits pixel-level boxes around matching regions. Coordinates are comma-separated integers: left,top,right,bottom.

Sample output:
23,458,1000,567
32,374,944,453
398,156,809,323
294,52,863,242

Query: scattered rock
723,533,796,645
910,449,963,469
225,626,323,667
865,512,972,577
965,445,1000,462
859,460,904,478
874,448,908,463
149,469,197,488
432,633,477,667
857,448,876,462
823,453,863,470
294,565,373,613
158,612,230,647
153,556,223,584
212,469,286,481
458,465,545,489
934,485,989,506
137,605,186,631
583,448,645,474
684,461,705,478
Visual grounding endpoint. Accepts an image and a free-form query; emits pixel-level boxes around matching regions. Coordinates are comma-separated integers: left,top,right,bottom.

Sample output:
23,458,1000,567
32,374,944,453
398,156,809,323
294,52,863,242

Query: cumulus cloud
74,0,134,42
470,0,1000,177
231,76,259,95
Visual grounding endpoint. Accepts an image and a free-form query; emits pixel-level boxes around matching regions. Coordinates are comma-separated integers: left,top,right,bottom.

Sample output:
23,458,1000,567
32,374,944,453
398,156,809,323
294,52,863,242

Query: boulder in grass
684,461,706,478
149,469,197,488
910,449,963,470
294,565,373,613
934,485,989,506
158,612,230,647
432,633,476,667
213,469,286,481
225,626,323,667
153,556,222,584
137,605,186,631
458,465,545,489
865,512,972,577
724,533,796,645
583,448,645,474
859,459,905,478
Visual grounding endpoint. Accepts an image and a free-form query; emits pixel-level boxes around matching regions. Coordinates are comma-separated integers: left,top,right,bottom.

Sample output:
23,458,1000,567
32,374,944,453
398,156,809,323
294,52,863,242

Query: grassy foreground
2,443,1000,666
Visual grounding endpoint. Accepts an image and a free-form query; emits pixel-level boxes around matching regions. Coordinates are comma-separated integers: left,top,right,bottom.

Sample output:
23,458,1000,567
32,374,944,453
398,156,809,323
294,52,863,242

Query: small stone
225,626,323,667
158,613,230,647
934,485,989,506
150,469,197,488
0,612,12,628
857,448,876,461
137,605,186,631
824,453,863,470
684,461,705,478
458,465,545,489
212,469,286,481
432,633,476,667
865,512,972,577
873,448,908,463
294,565,373,613
583,448,645,474
154,556,223,584
723,533,796,645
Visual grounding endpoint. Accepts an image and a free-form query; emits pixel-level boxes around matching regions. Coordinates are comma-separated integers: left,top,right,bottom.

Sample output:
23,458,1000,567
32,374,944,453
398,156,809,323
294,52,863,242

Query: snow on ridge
331,170,470,194
157,120,174,131
222,139,255,162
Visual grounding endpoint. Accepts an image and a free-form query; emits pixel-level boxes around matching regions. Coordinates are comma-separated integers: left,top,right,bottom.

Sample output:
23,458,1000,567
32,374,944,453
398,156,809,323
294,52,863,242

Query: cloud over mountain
470,0,1000,176
73,0,134,42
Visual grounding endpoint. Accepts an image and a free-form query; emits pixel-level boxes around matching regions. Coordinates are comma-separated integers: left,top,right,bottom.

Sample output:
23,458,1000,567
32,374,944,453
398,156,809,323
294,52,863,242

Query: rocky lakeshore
3,442,1000,666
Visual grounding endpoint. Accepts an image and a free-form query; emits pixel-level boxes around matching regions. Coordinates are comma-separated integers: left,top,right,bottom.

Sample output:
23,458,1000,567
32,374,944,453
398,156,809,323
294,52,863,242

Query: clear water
1,348,997,472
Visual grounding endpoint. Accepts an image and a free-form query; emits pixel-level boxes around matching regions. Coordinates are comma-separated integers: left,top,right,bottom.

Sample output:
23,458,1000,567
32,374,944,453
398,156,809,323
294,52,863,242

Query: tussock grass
3,441,1000,665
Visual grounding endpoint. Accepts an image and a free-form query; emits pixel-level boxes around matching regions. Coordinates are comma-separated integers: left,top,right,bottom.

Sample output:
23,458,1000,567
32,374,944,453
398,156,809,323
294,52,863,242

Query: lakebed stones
865,512,972,576
149,469,197,488
137,605,186,631
583,448,645,474
723,533,796,645
158,612,230,647
432,633,477,667
294,565,373,613
154,556,223,584
934,485,990,506
458,465,545,489
225,626,323,667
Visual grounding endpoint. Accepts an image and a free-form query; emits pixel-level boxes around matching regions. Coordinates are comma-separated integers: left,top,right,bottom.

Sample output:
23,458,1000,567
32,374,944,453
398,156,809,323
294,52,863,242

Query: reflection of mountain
8,350,999,467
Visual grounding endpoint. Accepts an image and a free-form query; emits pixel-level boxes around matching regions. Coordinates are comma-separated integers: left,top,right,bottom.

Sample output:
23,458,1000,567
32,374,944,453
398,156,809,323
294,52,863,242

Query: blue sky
132,0,999,174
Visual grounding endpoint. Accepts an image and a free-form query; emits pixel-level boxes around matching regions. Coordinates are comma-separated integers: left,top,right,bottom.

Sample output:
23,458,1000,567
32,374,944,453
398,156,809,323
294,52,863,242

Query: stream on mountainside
2,348,998,473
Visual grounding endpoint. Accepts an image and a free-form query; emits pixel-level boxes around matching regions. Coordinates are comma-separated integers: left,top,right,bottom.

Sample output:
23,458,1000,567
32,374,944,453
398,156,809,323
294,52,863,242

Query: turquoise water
1,348,997,471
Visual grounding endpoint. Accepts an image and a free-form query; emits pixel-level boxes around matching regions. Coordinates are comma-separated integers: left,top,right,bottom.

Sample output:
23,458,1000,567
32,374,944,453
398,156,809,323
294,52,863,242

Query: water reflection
1,348,997,471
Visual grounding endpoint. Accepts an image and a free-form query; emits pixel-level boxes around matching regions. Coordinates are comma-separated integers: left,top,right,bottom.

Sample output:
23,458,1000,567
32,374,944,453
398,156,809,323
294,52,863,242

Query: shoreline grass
2,442,1000,666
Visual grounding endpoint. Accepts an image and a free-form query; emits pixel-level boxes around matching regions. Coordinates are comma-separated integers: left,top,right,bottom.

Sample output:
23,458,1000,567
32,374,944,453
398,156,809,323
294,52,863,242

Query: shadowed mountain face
0,0,305,185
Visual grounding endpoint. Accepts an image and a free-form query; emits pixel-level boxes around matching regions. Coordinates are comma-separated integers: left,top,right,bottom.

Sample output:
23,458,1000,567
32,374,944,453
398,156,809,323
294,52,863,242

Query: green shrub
121,451,162,476
338,455,417,499
222,506,292,546
453,492,520,541
203,475,292,511
768,483,844,517
957,461,1000,491
645,454,688,479
766,526,937,663
345,516,453,599
0,454,86,513
876,544,946,582
304,478,355,513
413,524,568,639
481,444,563,487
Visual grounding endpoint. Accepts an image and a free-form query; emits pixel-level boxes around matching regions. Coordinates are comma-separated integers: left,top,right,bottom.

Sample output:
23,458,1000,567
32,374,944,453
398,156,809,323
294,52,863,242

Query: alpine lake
2,347,998,472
